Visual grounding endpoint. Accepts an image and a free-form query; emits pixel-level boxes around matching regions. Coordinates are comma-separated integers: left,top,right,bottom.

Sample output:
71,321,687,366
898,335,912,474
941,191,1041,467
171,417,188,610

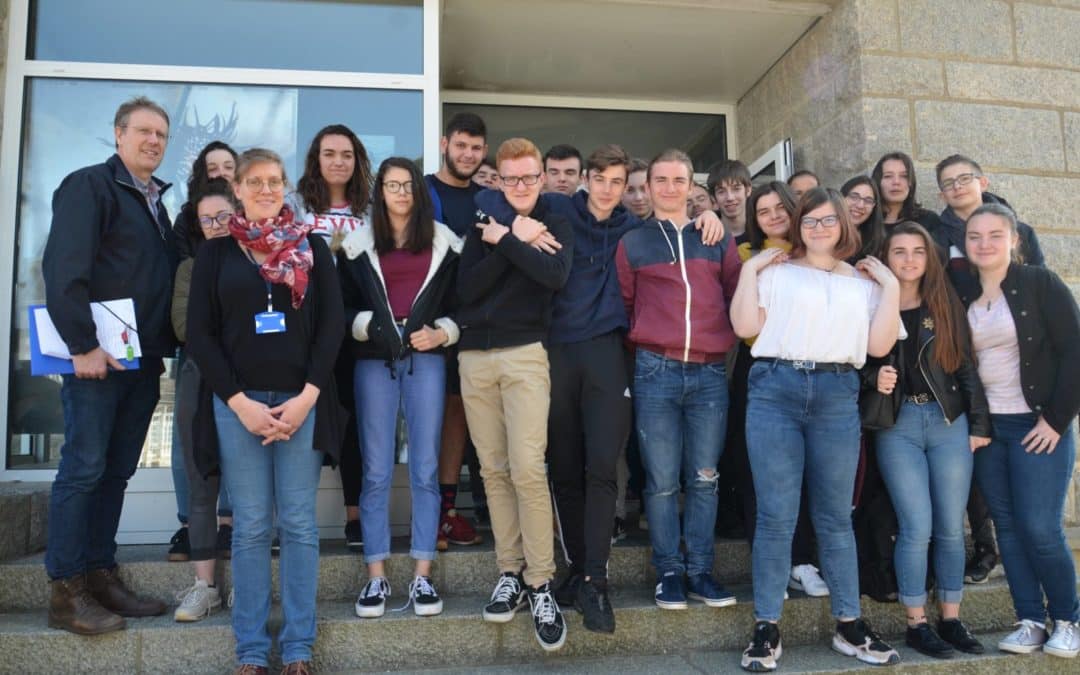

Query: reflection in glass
31,0,423,74
443,104,727,170
9,78,422,470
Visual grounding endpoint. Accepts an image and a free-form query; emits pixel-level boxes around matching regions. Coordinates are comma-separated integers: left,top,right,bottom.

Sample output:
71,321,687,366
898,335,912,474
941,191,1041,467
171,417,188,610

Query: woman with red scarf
186,148,344,675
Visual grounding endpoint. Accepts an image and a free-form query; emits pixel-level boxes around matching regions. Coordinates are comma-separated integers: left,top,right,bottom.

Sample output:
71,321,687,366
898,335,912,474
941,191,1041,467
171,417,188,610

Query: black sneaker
482,572,527,623
527,582,567,651
167,527,190,562
963,553,996,584
344,520,363,552
577,578,615,633
611,517,627,545
554,570,583,608
741,620,781,672
905,622,954,659
937,618,985,654
354,576,390,618
833,618,900,665
215,524,232,559
407,575,443,617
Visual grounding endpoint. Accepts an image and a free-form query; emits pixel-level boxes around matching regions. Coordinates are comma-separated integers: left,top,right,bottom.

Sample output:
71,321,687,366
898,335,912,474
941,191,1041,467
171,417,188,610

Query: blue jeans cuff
364,551,391,564
410,549,437,562
900,593,929,608
937,589,964,604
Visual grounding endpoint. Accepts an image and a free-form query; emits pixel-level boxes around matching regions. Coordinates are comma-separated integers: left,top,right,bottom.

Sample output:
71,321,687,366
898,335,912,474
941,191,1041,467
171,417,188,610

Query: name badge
255,311,286,334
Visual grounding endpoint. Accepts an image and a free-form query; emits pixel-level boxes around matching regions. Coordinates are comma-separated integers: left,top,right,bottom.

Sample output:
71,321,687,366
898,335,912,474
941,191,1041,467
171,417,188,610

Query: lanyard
242,245,275,313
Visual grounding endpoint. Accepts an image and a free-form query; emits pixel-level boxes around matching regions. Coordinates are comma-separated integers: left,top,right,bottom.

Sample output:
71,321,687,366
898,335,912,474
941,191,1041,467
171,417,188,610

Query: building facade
0,0,1076,536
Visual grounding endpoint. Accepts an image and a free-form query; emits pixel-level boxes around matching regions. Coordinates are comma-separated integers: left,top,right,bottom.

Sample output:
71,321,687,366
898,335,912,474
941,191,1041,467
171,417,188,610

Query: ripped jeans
634,349,728,577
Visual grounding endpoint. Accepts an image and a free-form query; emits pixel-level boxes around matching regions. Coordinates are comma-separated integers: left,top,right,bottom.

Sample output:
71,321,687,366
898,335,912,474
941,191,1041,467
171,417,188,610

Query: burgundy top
380,247,433,320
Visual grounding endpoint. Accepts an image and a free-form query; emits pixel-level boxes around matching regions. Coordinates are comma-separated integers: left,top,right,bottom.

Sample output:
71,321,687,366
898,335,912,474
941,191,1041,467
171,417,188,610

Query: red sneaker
440,509,482,546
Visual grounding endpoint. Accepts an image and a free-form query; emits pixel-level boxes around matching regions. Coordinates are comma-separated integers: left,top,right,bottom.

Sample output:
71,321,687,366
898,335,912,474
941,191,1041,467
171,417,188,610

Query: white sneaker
355,576,390,618
1044,620,1080,658
998,619,1048,654
173,578,221,622
788,564,830,597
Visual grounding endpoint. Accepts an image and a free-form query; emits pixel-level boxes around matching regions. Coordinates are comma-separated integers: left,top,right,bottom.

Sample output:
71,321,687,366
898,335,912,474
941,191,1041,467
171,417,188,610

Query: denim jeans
214,391,321,667
746,360,861,622
45,365,161,579
354,353,444,563
974,413,1079,623
875,401,971,607
634,349,728,577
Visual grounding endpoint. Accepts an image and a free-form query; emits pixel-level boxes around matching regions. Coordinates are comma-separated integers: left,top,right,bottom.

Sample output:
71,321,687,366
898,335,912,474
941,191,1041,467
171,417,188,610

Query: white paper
35,299,142,361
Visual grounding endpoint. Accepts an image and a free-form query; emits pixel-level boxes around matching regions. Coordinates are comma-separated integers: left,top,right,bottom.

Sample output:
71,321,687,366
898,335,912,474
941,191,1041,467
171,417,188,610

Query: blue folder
28,305,140,376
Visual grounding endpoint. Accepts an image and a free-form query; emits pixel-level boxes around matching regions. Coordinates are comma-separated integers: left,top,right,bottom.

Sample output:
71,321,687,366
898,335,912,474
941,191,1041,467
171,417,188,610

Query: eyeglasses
122,125,168,142
939,173,979,192
500,173,543,187
845,193,876,208
800,215,841,229
243,177,285,193
198,210,233,228
383,180,414,194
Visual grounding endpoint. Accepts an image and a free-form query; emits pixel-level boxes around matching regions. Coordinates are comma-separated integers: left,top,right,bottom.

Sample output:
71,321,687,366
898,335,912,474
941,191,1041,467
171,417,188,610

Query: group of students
93,102,1077,673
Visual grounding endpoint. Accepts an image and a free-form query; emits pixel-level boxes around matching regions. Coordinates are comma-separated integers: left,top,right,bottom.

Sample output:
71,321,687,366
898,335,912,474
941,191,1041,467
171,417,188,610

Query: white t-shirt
288,193,368,256
750,262,902,369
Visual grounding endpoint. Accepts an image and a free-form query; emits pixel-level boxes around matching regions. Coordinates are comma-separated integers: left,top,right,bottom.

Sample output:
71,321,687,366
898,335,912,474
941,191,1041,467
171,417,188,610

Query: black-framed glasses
940,173,979,192
845,193,876,208
500,173,542,187
198,210,233,228
243,177,285,193
800,215,840,229
383,180,414,194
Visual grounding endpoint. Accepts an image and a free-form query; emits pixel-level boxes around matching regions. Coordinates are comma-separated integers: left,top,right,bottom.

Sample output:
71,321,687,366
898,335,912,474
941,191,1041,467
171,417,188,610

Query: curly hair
296,124,372,217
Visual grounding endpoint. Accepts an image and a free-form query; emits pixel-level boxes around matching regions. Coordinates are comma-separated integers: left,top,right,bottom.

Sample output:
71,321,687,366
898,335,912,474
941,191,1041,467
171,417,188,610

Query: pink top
380,248,433,321
968,299,1031,414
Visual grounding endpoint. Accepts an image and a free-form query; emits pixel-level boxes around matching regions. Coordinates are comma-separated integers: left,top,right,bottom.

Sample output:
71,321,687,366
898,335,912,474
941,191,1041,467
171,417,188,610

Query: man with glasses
934,154,1045,590
457,137,573,652
41,96,178,634
936,154,1044,270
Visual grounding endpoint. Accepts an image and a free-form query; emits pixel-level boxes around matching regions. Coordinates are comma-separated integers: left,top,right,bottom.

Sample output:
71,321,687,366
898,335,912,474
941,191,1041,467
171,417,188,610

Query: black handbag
859,354,901,431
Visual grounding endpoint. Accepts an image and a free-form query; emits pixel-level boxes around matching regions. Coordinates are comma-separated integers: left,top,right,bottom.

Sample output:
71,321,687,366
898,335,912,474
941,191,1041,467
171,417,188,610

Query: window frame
0,0,441,485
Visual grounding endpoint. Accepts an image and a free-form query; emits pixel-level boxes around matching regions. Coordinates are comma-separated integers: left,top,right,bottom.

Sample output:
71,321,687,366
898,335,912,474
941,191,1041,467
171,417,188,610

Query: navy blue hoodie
939,192,1045,267
544,191,639,344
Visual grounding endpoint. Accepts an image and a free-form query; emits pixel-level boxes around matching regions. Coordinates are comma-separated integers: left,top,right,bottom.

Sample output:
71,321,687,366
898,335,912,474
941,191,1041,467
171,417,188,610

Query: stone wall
737,0,1080,524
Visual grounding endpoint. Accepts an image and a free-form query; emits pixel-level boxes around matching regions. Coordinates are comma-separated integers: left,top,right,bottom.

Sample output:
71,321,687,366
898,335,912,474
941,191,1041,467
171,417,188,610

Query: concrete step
0,533,754,611
379,633,1077,674
0,581,1031,674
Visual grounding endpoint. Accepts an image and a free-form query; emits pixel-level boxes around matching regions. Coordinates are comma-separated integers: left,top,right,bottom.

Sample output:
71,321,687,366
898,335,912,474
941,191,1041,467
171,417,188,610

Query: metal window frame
0,0,442,481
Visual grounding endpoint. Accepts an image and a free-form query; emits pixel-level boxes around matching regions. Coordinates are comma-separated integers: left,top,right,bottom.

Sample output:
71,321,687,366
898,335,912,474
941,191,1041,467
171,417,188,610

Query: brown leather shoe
234,666,269,675
280,661,312,675
48,575,126,635
86,567,167,617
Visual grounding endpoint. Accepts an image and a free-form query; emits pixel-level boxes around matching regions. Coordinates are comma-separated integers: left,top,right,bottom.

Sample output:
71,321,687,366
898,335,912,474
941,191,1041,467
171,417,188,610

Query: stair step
0,534,753,611
0,581,1032,674
378,632,1075,674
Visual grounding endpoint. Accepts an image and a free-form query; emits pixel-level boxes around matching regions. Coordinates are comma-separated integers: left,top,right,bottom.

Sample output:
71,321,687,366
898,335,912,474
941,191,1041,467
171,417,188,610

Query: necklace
808,260,840,274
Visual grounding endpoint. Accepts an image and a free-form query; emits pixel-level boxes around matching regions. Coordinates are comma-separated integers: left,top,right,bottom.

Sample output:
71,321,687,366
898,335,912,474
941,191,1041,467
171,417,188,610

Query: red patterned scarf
228,206,314,309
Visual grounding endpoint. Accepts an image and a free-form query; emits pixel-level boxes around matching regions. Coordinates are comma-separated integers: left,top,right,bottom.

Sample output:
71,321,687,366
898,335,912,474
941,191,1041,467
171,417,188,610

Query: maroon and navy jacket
615,219,742,363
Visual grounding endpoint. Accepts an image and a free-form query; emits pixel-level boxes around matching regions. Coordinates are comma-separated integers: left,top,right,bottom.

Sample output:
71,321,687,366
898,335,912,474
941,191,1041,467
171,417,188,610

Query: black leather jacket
952,263,1080,434
862,304,992,437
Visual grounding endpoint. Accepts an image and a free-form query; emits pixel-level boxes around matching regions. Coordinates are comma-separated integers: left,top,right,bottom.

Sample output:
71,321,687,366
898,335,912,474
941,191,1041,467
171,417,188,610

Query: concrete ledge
0,534,751,611
0,582,1047,675
0,482,50,562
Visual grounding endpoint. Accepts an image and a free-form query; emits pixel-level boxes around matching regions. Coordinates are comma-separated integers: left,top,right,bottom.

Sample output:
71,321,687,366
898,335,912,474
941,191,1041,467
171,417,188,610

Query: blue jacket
42,154,179,358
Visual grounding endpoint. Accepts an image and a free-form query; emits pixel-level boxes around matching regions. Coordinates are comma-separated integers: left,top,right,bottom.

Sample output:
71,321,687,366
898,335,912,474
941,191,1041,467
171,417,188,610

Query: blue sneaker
687,573,736,608
654,571,688,610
